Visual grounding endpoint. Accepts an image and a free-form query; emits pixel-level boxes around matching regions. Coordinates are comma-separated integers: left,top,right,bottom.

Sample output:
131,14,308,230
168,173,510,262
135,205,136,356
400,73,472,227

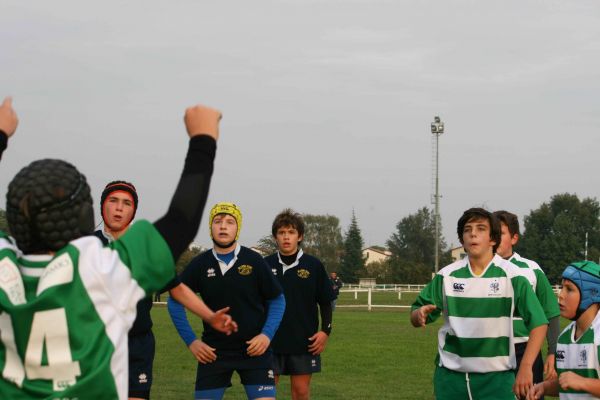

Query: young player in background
95,181,236,400
264,209,335,400
411,208,548,399
528,261,600,399
0,97,222,399
493,210,560,392
168,202,285,400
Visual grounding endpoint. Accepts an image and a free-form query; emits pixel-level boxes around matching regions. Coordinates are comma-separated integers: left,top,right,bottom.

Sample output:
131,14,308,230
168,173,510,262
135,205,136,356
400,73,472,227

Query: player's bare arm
514,324,547,398
188,340,217,364
559,371,600,397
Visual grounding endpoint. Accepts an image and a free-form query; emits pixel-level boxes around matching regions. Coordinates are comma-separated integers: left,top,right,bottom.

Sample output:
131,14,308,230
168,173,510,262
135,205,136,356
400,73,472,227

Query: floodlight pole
431,116,444,274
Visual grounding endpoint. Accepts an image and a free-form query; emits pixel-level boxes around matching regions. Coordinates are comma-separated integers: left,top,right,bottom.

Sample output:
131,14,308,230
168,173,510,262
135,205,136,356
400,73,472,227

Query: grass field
152,296,440,399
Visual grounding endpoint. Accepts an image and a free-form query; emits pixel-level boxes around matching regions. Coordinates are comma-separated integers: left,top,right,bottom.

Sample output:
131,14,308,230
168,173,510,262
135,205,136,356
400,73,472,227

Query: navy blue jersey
179,245,282,350
265,251,335,354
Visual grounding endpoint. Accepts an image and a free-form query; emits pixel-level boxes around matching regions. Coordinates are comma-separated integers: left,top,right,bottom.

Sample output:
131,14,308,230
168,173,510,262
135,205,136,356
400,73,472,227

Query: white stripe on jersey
438,350,512,373
443,276,512,299
73,236,146,400
448,316,511,338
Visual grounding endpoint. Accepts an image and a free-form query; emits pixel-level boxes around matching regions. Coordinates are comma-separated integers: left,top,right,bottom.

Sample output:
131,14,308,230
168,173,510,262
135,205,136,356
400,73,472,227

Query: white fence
338,284,426,311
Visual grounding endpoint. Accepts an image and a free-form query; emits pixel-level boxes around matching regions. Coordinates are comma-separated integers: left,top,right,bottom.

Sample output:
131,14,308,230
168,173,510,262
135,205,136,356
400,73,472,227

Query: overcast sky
1,1,599,251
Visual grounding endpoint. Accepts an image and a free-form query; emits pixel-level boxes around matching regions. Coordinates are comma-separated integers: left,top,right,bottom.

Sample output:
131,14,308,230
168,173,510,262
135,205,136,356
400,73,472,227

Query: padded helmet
6,159,94,254
208,202,242,241
562,261,600,319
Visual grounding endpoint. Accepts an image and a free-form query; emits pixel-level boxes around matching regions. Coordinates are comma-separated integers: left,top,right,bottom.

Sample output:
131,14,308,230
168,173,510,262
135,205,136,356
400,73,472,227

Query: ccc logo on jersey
297,269,310,279
238,265,253,276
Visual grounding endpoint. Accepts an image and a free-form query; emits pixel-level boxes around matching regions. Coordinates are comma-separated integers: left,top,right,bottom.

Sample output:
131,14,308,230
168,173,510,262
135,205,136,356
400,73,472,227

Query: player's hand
527,382,544,400
307,331,329,355
208,307,238,335
544,354,557,381
184,104,221,141
188,339,217,364
410,304,436,327
514,365,533,399
0,97,18,137
559,371,585,391
246,333,270,357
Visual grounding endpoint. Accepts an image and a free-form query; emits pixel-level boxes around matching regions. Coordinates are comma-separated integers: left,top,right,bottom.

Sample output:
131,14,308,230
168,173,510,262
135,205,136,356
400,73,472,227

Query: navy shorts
195,349,275,390
273,353,321,375
129,331,155,399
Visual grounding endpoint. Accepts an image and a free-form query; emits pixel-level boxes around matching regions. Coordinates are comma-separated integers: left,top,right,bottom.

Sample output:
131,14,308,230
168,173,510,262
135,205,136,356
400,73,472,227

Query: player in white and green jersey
529,261,600,399
494,210,561,390
411,208,548,400
0,97,222,399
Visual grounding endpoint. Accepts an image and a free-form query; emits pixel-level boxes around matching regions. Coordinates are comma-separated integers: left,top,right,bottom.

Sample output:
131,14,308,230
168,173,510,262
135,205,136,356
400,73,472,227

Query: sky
1,0,599,250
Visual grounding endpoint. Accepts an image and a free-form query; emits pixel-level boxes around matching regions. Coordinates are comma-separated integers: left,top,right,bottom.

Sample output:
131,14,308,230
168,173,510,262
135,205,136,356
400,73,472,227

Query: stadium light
431,116,444,274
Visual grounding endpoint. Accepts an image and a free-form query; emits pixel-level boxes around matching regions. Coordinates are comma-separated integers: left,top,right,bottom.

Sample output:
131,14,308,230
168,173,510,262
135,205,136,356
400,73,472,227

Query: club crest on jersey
297,268,310,279
579,349,588,367
238,265,253,276
267,369,274,379
488,279,501,296
207,268,216,277
271,268,277,276
139,373,148,384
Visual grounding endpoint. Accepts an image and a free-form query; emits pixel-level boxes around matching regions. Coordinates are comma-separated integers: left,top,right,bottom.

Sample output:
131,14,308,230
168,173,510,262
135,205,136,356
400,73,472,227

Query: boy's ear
511,234,519,246
298,234,304,242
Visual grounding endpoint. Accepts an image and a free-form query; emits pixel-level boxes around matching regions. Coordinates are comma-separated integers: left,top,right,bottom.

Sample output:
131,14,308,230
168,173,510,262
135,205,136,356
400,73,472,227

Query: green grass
151,305,440,399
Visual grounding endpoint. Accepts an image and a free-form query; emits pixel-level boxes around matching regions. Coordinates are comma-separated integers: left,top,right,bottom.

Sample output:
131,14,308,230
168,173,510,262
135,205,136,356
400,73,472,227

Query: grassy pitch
151,293,440,399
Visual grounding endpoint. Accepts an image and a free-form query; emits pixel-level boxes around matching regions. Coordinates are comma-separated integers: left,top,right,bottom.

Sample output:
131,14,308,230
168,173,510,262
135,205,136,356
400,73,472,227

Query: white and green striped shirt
509,252,560,343
412,254,548,373
555,310,600,399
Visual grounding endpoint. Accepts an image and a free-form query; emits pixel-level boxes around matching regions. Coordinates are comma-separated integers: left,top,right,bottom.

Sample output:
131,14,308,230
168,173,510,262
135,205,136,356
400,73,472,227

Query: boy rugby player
168,202,285,400
411,208,548,399
0,97,222,399
264,209,335,400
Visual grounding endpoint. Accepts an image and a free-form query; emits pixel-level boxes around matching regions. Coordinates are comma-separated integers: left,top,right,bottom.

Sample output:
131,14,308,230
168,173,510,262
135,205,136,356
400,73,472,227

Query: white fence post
354,289,358,299
398,289,401,300
368,288,372,311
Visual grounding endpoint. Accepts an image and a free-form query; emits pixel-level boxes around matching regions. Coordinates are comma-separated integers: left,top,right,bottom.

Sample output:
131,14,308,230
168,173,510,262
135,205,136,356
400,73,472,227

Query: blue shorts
129,331,155,399
195,349,275,391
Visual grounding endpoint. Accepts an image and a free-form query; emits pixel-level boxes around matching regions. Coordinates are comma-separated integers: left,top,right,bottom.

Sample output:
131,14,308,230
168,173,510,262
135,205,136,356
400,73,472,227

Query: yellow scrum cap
209,202,242,241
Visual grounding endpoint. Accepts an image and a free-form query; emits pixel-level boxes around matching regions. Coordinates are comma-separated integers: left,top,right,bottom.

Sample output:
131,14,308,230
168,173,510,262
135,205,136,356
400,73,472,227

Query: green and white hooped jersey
0,221,175,400
555,311,600,400
509,252,560,344
412,254,548,373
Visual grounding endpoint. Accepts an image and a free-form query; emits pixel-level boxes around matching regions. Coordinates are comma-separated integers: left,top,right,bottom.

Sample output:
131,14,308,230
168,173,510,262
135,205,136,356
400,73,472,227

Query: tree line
1,192,597,284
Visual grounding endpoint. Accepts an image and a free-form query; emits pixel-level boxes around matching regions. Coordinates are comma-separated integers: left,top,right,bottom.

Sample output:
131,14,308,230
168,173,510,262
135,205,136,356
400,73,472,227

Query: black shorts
129,331,155,399
195,349,275,390
273,353,321,375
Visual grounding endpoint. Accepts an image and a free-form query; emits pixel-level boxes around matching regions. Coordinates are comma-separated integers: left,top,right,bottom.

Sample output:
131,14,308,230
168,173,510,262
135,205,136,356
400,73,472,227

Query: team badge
139,373,148,384
297,268,310,279
272,268,277,276
267,369,274,379
488,279,501,296
207,268,216,277
238,265,253,276
579,349,588,367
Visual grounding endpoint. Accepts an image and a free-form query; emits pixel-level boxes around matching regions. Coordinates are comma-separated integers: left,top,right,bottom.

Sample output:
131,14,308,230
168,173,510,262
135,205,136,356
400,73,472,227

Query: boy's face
496,222,518,259
103,191,135,234
558,279,580,319
275,225,302,256
462,217,496,258
211,214,238,246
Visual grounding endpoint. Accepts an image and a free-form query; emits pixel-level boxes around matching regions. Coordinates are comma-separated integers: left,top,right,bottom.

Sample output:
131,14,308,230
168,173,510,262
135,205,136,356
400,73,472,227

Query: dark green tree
519,193,600,283
176,245,204,274
386,207,450,283
300,214,343,273
340,211,366,283
255,234,277,255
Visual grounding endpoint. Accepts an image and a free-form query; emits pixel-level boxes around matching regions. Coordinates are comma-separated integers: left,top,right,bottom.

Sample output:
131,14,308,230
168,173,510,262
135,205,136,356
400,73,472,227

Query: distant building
450,245,467,262
362,247,392,265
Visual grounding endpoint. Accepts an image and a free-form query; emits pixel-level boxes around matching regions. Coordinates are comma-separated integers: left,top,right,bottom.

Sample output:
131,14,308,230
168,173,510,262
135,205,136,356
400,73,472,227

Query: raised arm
153,105,221,261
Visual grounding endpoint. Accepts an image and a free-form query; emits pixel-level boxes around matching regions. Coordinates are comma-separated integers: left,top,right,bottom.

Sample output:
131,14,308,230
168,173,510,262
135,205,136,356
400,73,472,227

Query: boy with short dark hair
529,261,600,399
411,207,548,399
493,210,560,389
264,209,335,400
